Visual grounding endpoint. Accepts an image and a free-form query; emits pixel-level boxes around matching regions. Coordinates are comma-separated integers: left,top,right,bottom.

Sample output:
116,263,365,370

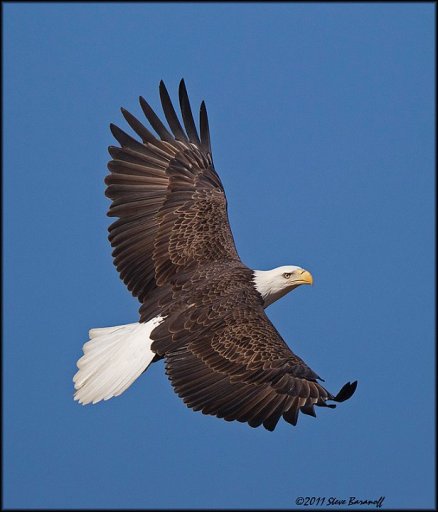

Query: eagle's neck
252,269,290,308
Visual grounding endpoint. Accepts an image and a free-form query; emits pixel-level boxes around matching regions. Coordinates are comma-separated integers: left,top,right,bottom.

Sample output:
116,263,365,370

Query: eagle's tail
73,317,163,405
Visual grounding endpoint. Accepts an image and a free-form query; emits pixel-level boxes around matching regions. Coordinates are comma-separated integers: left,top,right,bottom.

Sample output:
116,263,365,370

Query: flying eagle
73,80,357,431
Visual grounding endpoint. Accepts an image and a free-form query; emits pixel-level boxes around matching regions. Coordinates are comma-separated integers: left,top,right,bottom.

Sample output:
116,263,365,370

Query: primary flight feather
73,79,357,431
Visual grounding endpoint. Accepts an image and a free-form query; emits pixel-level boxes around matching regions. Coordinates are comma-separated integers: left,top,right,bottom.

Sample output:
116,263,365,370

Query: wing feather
178,79,201,146
159,80,189,142
120,108,157,143
153,282,355,431
139,96,174,142
199,101,212,156
106,80,240,302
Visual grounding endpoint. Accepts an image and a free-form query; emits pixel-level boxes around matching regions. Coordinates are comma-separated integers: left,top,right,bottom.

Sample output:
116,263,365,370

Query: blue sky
3,3,435,509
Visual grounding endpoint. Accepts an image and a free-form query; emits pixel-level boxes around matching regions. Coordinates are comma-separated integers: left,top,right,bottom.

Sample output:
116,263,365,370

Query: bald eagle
73,80,357,431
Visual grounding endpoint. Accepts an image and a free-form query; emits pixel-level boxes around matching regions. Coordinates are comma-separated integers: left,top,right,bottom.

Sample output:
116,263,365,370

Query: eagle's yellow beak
297,269,313,285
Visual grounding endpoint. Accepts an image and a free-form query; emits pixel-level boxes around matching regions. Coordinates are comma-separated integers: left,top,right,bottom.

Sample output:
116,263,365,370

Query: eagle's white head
253,265,313,307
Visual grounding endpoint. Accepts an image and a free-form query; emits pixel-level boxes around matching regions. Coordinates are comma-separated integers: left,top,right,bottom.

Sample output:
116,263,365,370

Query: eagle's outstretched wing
106,80,240,302
150,289,357,431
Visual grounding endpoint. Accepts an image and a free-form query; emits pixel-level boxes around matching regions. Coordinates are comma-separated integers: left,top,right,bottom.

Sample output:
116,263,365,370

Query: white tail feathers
73,316,163,405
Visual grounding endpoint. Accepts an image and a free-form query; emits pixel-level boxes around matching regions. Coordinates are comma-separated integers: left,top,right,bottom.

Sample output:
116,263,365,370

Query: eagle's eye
283,272,291,279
